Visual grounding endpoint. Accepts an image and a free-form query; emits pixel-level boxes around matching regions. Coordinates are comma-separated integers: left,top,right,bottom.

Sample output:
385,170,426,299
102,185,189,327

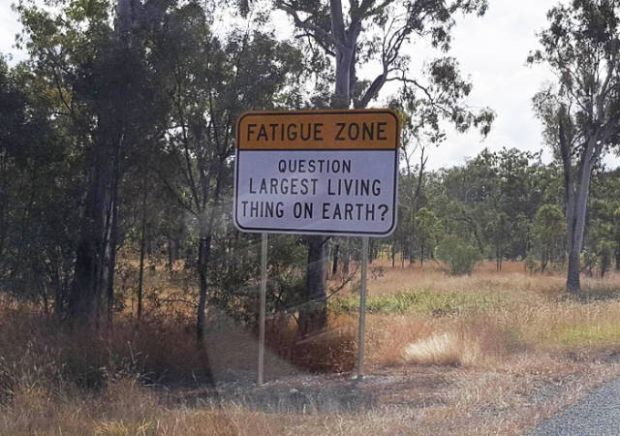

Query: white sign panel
234,110,399,237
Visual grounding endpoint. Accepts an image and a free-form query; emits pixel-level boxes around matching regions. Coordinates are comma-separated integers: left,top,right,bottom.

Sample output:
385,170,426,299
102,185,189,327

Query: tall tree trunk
105,142,122,324
68,0,131,323
496,244,502,272
68,150,107,321
499,248,503,271
299,0,357,337
566,249,581,292
343,247,350,275
166,236,174,274
105,195,119,324
558,110,598,295
420,243,424,267
369,239,374,264
196,231,211,343
332,243,339,277
196,154,225,344
41,286,49,316
54,273,64,317
565,186,581,293
137,187,147,321
409,214,416,266
565,156,594,294
298,236,328,337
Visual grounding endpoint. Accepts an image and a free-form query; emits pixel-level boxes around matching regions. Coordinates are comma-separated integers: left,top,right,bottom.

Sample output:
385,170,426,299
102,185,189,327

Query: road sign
234,109,399,237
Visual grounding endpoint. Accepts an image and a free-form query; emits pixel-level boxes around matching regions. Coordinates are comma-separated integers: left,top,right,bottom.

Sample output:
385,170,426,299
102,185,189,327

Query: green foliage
530,0,620,290
435,235,482,275
4,0,308,320
430,148,554,264
331,290,503,315
555,323,620,347
0,55,78,305
209,234,307,325
3,0,620,329
587,172,620,276
596,239,616,277
415,207,442,261
532,204,566,271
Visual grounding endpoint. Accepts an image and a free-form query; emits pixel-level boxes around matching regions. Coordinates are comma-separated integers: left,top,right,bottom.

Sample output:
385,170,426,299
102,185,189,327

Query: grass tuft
402,332,481,366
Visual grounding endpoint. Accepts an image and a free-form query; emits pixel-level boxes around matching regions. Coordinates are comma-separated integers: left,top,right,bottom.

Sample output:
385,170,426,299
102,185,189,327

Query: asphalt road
531,377,620,436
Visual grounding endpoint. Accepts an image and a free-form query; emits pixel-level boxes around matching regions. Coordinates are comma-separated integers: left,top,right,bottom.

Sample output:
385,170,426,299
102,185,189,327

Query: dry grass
265,314,357,373
2,262,620,435
364,259,565,296
343,259,620,367
402,332,481,366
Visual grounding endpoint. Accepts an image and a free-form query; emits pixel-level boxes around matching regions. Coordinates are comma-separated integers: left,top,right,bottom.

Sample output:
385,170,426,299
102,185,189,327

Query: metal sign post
258,233,268,386
356,236,369,380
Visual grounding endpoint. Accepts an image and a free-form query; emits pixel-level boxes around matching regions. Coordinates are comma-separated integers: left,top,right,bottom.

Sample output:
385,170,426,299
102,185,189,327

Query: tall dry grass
2,262,620,435
352,263,620,372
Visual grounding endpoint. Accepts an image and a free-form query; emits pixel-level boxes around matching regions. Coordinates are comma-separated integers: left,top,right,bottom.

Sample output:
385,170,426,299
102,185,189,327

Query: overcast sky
423,0,556,169
1,0,619,170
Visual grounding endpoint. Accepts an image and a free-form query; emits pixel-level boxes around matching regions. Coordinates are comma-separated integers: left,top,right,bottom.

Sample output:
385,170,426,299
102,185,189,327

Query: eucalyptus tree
153,3,305,341
0,56,78,312
263,0,493,336
15,0,173,320
0,58,29,285
531,0,620,293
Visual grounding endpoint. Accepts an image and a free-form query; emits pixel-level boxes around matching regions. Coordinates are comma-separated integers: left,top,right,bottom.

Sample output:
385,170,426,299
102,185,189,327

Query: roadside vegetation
2,260,620,435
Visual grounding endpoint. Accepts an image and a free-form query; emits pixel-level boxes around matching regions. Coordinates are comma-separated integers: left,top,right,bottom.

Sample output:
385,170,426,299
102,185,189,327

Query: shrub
435,235,481,275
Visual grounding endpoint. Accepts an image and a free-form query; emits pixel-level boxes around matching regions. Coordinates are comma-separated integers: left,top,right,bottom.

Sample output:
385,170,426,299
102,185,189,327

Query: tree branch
330,0,346,44
276,1,339,50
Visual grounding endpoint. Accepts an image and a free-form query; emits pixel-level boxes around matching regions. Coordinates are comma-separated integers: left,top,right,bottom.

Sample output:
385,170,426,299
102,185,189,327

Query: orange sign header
237,109,399,150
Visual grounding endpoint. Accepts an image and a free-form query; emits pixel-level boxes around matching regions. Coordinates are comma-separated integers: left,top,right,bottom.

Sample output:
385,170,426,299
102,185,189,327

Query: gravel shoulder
531,377,620,436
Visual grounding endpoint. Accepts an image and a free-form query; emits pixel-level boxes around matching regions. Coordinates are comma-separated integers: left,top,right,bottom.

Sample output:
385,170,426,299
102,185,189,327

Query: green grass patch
554,323,620,347
330,290,504,316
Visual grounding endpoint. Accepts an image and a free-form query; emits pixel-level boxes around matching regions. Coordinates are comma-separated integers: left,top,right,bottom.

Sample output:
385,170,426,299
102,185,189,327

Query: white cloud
0,2,22,63
428,0,619,169
423,0,554,168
